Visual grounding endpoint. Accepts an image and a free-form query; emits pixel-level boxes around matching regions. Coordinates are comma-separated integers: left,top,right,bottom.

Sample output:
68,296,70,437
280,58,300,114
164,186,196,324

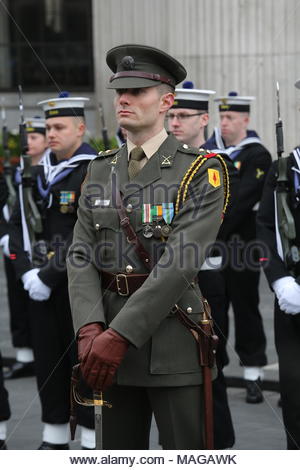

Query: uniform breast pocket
92,208,121,268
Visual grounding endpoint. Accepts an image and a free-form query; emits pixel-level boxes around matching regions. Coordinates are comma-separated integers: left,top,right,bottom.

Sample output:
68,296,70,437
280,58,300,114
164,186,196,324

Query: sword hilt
93,391,112,408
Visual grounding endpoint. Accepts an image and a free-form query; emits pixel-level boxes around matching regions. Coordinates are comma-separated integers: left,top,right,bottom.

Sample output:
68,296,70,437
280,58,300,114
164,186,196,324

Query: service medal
153,224,162,239
60,205,68,214
161,224,172,237
162,203,174,224
143,224,153,238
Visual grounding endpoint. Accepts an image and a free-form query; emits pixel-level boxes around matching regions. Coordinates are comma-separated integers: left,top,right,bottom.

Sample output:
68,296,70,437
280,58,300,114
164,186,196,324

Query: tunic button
126,204,133,213
95,223,100,231
125,265,133,273
183,144,189,149
186,307,193,314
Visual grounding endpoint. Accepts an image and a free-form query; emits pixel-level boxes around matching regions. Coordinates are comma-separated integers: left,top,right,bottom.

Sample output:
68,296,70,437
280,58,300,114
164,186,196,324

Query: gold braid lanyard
173,152,230,451
175,152,230,216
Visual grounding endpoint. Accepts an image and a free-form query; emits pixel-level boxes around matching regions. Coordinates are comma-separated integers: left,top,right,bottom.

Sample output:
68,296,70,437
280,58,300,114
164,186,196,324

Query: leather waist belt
101,270,149,296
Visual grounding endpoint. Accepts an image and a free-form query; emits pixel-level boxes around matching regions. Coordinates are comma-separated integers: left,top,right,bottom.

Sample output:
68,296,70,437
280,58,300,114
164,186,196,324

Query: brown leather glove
81,328,129,391
77,323,104,365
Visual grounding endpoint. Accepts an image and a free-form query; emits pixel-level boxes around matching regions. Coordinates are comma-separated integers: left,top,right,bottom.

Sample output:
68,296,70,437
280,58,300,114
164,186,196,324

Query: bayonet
1,98,16,211
98,102,110,151
276,82,284,158
18,85,42,254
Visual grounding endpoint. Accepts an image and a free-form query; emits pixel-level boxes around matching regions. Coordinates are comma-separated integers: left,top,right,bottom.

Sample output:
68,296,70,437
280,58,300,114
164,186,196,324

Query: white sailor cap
37,91,89,119
25,116,46,134
172,81,215,111
214,91,255,112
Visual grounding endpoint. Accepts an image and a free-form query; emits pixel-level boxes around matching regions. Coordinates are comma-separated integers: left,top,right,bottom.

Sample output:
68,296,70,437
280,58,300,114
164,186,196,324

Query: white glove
0,234,10,257
21,268,51,301
272,276,300,315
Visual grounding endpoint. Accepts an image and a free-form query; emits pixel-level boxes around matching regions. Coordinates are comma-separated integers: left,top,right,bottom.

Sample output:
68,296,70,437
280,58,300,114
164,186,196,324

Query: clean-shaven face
220,111,249,145
27,133,47,160
46,116,84,157
167,108,208,145
114,86,167,133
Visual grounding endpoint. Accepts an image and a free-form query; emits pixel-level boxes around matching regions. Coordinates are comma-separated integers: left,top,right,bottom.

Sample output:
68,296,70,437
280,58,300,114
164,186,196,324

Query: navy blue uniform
205,131,271,368
9,143,96,426
257,154,300,449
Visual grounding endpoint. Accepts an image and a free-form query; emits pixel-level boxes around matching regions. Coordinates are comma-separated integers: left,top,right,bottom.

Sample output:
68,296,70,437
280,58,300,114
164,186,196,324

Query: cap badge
121,55,135,70
47,101,56,107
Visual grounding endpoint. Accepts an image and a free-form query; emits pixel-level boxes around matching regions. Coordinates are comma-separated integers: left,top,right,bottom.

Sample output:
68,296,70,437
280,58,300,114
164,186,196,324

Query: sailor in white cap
206,92,272,404
25,116,48,165
9,91,97,450
167,81,215,148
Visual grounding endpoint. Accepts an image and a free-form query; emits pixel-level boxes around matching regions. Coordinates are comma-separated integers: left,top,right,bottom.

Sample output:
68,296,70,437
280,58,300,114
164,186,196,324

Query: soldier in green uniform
67,44,228,450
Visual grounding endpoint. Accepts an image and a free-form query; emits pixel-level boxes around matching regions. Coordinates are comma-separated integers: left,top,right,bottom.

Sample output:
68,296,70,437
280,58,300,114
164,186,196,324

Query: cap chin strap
110,71,175,87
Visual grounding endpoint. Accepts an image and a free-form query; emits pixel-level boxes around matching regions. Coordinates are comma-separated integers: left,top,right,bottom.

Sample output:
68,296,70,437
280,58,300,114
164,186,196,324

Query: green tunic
67,134,224,387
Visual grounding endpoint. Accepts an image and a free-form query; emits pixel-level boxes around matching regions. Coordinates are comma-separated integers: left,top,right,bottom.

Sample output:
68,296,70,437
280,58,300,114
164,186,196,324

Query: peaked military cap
214,91,255,112
38,91,89,119
25,116,46,134
172,81,215,111
106,44,186,89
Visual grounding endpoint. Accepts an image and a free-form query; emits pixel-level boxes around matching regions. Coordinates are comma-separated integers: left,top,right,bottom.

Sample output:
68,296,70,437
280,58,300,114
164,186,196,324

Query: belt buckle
116,273,129,296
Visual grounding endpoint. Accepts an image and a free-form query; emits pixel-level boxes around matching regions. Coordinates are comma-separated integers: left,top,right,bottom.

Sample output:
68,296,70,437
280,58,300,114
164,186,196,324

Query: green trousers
102,384,204,450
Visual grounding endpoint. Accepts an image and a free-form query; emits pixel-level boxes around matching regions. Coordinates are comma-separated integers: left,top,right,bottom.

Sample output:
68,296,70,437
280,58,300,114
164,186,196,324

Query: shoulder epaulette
175,152,230,216
178,143,203,156
97,148,119,159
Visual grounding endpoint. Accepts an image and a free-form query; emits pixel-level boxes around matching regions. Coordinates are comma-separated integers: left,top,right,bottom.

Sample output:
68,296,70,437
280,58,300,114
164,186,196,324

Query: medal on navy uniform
60,190,75,213
60,205,68,214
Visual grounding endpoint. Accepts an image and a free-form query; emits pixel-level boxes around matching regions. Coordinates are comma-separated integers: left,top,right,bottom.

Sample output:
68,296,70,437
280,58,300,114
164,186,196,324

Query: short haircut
71,115,86,126
157,83,174,96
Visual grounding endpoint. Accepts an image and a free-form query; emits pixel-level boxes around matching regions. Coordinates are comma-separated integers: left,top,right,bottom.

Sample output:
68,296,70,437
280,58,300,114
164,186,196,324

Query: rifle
18,85,42,249
1,98,16,212
98,102,110,150
275,82,299,271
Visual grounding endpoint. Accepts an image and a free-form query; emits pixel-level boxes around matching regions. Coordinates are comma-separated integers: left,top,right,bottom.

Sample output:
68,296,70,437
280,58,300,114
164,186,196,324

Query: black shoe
0,440,7,450
81,446,96,450
245,378,264,404
3,361,35,380
38,441,69,450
